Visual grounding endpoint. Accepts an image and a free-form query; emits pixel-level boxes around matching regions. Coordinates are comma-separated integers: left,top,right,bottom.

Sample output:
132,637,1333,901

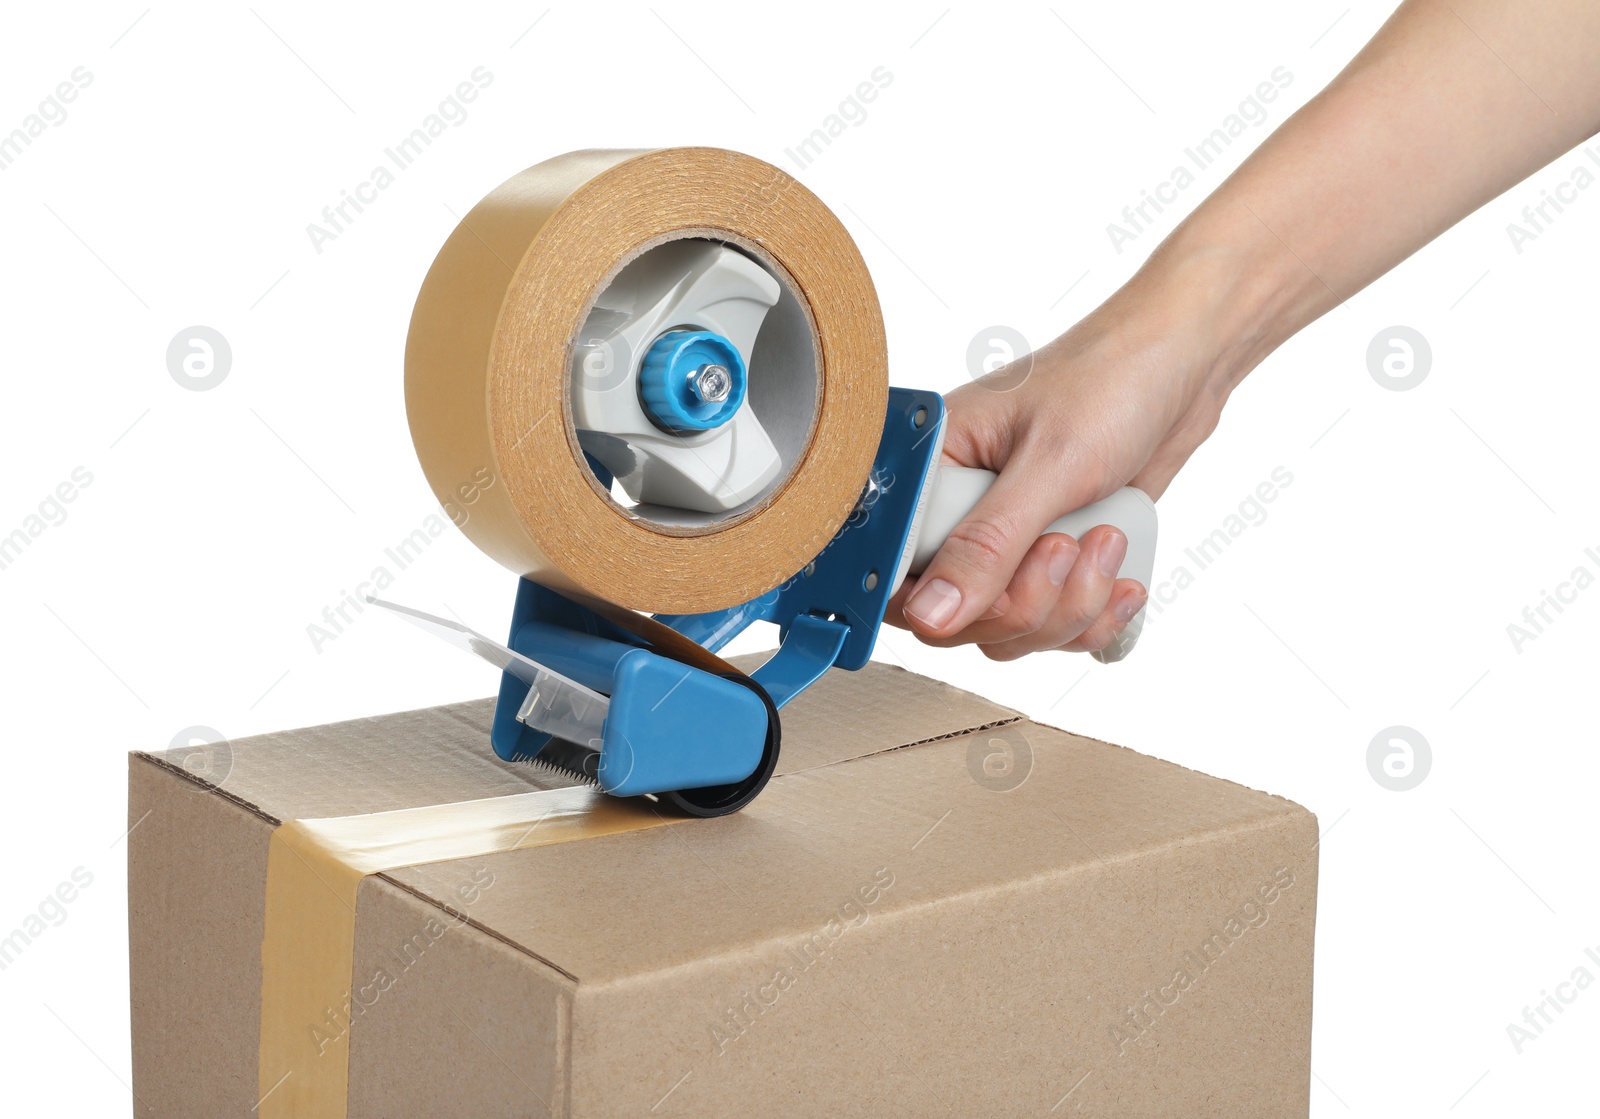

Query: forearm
903,0,1600,652
1131,0,1600,394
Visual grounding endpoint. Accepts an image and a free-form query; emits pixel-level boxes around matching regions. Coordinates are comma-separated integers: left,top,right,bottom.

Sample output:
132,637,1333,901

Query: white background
2,1,1595,1114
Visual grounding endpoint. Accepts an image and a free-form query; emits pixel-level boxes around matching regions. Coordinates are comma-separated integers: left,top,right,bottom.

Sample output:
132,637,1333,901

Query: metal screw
692,363,732,403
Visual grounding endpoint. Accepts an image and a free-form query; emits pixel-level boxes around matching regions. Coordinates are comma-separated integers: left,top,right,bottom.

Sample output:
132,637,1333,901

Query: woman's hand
886,269,1234,659
889,0,1600,661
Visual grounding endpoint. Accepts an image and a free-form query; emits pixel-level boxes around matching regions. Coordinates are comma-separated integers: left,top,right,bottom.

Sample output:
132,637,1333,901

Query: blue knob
638,329,747,433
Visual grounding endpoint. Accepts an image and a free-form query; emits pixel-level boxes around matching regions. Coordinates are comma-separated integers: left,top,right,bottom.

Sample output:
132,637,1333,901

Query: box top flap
386,718,1313,986
136,660,1016,825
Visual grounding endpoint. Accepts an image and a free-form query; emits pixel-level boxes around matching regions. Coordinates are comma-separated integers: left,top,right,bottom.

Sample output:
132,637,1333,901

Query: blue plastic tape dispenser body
378,162,1157,818
489,387,945,818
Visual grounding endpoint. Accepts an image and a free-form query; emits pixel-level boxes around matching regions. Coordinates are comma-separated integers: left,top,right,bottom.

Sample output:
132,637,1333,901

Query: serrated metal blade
515,737,602,786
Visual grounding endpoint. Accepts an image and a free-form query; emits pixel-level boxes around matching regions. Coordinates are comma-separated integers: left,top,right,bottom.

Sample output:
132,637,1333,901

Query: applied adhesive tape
257,786,687,1118
404,147,889,617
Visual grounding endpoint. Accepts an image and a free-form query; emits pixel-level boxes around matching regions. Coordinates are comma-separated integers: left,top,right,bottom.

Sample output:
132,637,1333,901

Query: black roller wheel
656,674,780,817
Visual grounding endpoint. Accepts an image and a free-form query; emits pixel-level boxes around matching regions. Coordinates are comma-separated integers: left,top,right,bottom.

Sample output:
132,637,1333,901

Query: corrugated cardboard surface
129,661,1317,1117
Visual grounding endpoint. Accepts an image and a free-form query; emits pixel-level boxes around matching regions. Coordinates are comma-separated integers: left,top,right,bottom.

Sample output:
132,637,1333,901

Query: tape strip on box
257,786,686,1118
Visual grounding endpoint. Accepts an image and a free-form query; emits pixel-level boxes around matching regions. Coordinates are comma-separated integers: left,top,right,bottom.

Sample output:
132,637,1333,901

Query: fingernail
1046,540,1079,588
905,578,962,630
1114,587,1146,624
1096,532,1128,578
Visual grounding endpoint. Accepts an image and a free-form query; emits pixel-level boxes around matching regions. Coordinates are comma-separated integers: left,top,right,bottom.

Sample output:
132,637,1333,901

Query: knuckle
1008,595,1052,636
1059,594,1102,638
1071,617,1118,653
944,517,1014,573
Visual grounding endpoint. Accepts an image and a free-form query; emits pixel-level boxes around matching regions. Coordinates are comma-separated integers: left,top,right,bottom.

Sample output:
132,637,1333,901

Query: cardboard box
129,661,1318,1117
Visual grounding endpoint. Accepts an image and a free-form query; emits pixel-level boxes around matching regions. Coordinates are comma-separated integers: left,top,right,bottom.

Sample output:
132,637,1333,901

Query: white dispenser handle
906,465,1158,663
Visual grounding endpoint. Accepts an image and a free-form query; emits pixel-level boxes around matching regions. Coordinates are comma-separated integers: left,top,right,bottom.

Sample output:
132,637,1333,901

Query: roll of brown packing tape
405,148,888,616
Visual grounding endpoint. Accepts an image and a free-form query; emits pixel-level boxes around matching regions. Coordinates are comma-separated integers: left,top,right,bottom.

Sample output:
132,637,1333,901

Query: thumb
900,462,1059,638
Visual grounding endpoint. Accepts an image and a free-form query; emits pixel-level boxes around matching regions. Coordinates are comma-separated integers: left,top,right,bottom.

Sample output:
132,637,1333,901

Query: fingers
899,466,1056,638
905,532,1079,648
1060,579,1149,654
977,526,1132,660
895,524,1148,659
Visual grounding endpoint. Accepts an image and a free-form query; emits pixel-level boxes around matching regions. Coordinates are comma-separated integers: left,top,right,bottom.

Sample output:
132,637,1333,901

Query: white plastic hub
571,241,788,515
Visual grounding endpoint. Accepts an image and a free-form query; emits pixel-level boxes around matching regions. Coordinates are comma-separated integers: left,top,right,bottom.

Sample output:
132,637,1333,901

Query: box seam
132,751,286,826
778,712,1027,776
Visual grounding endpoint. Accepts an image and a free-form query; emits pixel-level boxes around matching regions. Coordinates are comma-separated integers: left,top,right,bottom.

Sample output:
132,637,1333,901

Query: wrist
1128,198,1331,398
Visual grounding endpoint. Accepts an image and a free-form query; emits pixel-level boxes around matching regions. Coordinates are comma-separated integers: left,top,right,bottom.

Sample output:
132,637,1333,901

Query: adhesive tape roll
405,148,888,615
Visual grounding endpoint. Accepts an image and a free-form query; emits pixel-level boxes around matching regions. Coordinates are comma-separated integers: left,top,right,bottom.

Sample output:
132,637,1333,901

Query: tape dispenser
378,149,1157,816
